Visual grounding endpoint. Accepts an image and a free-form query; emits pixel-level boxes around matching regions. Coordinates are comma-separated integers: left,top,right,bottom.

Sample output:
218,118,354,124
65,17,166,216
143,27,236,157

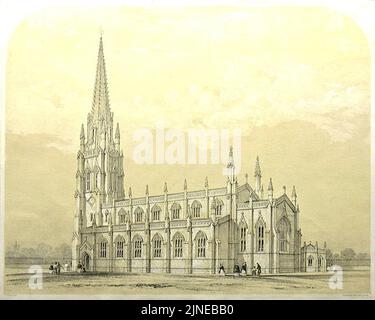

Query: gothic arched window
256,223,265,252
308,255,314,267
151,204,161,221
240,224,247,252
173,233,184,258
318,256,323,267
216,202,223,215
152,234,163,258
211,198,224,216
95,172,99,189
99,238,107,258
171,203,181,220
277,218,289,253
195,231,207,258
115,236,125,258
118,209,127,224
191,200,202,218
134,207,144,223
133,235,143,258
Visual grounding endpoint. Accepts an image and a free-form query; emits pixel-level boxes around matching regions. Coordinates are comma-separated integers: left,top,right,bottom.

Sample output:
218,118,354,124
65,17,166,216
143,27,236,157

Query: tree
35,243,53,258
48,243,72,261
340,248,356,261
20,247,36,258
333,253,340,260
55,243,72,259
325,249,333,261
356,252,369,260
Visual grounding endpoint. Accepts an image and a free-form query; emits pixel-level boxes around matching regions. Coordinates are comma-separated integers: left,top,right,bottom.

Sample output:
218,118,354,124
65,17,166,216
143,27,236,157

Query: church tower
74,35,125,233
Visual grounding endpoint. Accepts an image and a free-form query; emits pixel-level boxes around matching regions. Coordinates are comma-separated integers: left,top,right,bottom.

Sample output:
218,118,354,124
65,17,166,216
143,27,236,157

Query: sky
5,6,370,253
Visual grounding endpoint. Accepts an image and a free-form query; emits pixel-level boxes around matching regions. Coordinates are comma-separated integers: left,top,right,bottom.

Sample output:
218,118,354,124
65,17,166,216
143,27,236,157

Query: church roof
273,193,297,211
236,183,260,201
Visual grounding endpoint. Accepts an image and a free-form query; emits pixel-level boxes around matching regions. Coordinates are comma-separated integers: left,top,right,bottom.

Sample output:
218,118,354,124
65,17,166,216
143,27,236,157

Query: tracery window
240,226,247,252
191,201,202,218
257,224,265,252
116,237,125,258
196,232,207,258
308,256,313,267
134,207,144,223
133,235,143,258
174,233,184,258
99,240,107,258
277,218,289,253
153,234,162,258
151,205,161,221
171,203,181,220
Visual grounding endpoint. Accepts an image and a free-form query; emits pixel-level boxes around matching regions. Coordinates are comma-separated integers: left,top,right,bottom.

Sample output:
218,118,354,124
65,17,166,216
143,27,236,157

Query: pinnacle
80,123,85,139
268,178,273,191
115,123,120,139
292,185,297,198
254,156,261,177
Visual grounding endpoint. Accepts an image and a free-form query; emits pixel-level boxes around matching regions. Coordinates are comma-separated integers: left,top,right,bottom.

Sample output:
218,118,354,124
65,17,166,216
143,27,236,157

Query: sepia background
5,6,370,258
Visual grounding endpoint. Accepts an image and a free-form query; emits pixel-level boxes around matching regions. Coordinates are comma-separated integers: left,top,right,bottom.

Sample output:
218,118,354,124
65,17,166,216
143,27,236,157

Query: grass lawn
4,266,371,298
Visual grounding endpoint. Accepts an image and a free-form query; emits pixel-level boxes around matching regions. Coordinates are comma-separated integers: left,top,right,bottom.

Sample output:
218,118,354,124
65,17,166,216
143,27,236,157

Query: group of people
251,263,262,276
48,262,71,274
76,261,87,273
49,261,87,274
218,262,262,276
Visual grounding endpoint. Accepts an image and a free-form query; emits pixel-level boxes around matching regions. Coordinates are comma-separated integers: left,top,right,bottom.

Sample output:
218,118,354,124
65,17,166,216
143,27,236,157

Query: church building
71,37,327,274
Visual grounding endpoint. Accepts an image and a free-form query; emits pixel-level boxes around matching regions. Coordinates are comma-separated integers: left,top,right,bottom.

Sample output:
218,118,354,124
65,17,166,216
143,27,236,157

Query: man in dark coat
241,262,247,274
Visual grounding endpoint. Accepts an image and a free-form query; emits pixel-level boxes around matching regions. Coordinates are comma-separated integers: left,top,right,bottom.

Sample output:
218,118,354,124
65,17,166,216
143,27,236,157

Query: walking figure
219,264,226,276
77,261,82,273
256,263,262,276
56,262,61,275
53,262,58,275
241,262,247,275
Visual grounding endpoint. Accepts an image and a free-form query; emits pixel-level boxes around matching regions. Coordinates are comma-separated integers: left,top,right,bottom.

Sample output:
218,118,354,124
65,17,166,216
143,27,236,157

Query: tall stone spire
91,35,110,118
72,36,125,270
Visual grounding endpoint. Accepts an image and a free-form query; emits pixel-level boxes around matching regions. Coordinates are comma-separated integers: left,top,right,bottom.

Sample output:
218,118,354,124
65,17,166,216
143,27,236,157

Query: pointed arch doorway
82,252,90,271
